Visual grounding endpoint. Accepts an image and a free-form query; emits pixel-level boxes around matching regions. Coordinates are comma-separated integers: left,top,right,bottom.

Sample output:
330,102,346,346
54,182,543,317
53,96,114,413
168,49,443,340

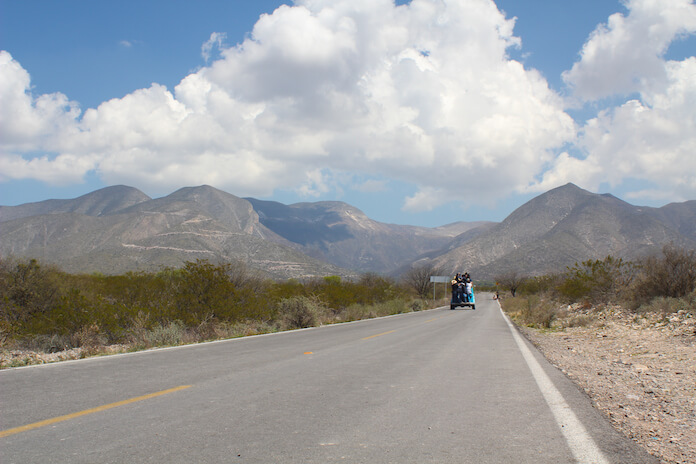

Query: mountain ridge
428,183,696,279
1,183,694,280
0,185,151,222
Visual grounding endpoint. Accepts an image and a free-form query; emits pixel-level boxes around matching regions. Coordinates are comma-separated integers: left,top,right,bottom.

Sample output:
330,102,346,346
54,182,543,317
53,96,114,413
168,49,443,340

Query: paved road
1,294,657,463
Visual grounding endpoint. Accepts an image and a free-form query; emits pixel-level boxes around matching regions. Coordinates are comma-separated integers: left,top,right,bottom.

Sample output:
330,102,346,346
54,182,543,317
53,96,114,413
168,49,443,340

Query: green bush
519,274,563,295
0,258,62,331
172,260,238,325
339,298,426,322
0,258,429,361
557,256,636,304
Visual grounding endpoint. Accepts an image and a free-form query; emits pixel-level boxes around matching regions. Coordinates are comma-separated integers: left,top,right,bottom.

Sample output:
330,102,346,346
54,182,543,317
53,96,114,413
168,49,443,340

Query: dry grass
1,297,437,368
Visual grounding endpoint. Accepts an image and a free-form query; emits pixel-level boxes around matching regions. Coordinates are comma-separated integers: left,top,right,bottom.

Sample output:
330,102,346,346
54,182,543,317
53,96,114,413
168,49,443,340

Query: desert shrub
342,303,378,322
519,295,557,328
98,271,172,315
356,273,399,304
632,245,696,301
499,295,526,317
268,278,307,301
278,296,325,330
139,321,186,347
409,299,428,312
171,260,239,325
304,276,349,311
26,334,72,353
71,323,109,350
501,295,557,328
0,258,62,332
339,299,414,322
299,274,401,313
519,274,563,296
562,315,594,328
23,288,93,337
634,295,694,316
221,320,279,339
557,256,636,304
0,257,444,361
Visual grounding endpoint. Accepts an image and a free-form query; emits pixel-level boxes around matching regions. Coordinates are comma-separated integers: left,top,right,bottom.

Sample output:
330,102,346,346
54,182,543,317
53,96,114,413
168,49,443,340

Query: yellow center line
362,330,396,340
0,385,192,439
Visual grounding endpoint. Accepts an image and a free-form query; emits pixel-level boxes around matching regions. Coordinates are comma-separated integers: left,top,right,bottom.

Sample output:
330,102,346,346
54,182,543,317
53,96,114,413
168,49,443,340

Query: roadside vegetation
0,258,439,368
496,245,696,328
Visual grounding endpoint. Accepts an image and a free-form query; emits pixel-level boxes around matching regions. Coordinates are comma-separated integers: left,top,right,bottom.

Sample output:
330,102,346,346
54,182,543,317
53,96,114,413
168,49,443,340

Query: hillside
0,186,348,279
246,198,481,273
427,183,696,279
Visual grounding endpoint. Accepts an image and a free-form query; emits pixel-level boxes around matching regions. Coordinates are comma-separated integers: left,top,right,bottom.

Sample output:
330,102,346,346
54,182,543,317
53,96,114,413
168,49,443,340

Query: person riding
451,278,459,302
462,272,472,302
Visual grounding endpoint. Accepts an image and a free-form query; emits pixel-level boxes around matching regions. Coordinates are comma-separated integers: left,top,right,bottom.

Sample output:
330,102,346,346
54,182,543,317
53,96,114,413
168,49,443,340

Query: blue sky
1,0,695,227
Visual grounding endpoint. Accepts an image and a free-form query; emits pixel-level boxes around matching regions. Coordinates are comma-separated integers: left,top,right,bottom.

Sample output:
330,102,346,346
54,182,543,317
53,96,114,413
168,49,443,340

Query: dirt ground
517,304,696,464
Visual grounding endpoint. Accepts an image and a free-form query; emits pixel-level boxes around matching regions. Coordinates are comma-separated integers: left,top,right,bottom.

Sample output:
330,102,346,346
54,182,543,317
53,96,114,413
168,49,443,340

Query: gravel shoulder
516,305,696,464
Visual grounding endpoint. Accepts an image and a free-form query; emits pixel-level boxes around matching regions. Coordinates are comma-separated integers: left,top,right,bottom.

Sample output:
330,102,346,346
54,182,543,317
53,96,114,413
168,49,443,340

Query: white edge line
498,301,610,464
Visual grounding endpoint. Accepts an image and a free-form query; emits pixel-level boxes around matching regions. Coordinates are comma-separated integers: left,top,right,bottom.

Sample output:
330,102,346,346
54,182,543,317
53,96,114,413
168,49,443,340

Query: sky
1,0,695,227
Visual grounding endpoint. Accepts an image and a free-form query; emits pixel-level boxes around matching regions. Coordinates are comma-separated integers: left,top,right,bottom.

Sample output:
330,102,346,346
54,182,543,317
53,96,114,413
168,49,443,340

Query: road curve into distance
1,293,657,463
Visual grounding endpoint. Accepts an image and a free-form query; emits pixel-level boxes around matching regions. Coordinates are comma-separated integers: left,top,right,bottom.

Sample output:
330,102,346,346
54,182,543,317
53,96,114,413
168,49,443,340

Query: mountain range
1,183,694,280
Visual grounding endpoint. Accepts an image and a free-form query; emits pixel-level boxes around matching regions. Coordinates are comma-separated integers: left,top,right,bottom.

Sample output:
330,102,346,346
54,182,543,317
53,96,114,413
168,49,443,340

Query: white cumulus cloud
0,0,592,211
0,51,81,152
562,0,696,101
533,0,696,203
201,32,226,63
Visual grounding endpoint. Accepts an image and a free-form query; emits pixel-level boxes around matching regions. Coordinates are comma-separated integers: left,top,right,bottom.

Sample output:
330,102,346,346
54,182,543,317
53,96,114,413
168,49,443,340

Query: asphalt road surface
1,293,658,463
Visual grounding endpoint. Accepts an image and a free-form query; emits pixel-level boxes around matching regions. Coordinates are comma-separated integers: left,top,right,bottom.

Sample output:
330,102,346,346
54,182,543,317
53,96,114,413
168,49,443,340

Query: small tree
495,271,527,297
402,263,444,299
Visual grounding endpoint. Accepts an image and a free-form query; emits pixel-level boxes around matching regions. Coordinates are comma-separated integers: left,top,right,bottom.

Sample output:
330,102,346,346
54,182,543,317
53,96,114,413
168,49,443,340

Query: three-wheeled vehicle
450,284,475,310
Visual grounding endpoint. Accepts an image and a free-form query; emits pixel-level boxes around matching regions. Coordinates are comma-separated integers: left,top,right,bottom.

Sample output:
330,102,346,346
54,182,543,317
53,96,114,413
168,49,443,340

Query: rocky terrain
517,304,696,464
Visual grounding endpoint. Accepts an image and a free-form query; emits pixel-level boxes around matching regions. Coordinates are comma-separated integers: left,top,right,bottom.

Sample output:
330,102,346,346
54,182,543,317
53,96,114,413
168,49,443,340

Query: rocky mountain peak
0,185,150,222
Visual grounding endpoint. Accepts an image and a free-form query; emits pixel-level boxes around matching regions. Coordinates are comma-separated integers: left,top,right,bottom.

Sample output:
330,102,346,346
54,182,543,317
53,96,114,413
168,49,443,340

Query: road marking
498,304,610,464
362,330,396,340
304,351,314,355
0,385,192,439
